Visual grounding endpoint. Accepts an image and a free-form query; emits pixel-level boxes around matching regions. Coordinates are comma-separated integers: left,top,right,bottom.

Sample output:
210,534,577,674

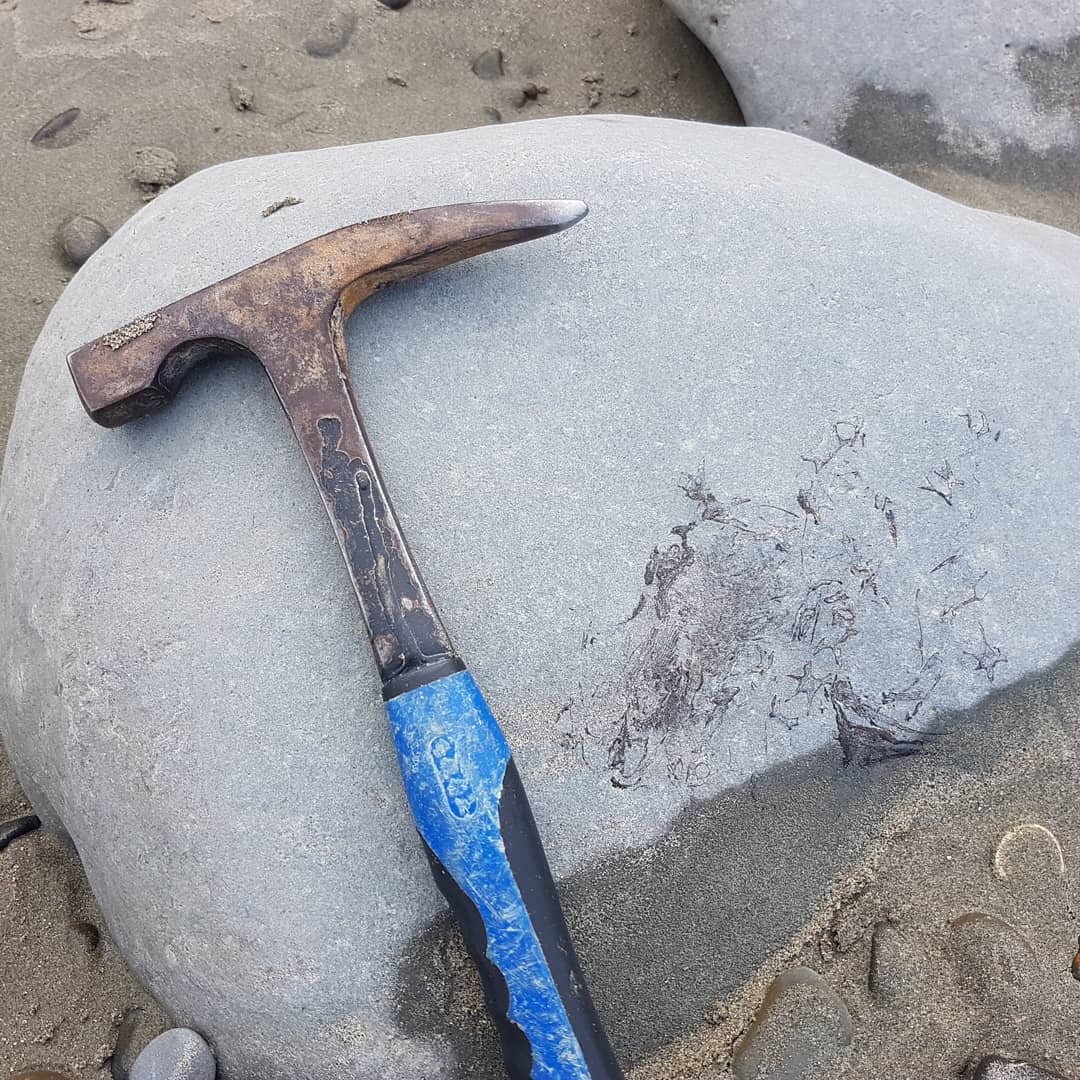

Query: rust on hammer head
67,200,586,426
66,199,588,691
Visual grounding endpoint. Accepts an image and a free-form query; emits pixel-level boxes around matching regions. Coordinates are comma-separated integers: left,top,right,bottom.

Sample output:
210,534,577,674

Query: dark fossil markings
560,411,1008,783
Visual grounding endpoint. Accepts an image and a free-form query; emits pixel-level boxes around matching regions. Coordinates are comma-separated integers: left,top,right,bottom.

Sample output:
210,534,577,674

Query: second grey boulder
666,0,1080,231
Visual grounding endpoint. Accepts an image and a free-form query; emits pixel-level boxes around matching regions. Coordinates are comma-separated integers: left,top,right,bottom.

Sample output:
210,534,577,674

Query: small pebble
377,0,410,8
71,8,98,34
30,107,82,149
626,21,639,35
0,814,40,850
58,215,109,266
481,106,502,123
303,10,356,57
386,72,407,86
131,1027,215,1080
471,47,504,80
522,82,547,100
227,77,255,111
131,146,178,200
617,85,639,98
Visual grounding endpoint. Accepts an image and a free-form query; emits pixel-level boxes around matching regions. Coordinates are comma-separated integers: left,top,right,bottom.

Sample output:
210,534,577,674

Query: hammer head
68,200,586,427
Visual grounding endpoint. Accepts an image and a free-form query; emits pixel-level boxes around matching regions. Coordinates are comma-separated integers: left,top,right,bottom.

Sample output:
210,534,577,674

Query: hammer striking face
68,201,626,1079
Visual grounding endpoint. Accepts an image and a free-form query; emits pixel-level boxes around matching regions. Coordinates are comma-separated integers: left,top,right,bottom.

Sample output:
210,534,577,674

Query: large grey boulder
3,115,1080,1077
666,0,1080,229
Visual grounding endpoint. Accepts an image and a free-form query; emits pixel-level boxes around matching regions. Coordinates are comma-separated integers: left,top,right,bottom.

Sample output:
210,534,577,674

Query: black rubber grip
421,759,623,1079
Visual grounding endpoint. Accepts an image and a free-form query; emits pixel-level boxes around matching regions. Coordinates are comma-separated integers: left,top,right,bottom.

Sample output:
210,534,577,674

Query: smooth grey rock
731,968,853,1079
471,47,504,80
3,115,1080,1077
302,10,356,58
58,215,110,267
131,1028,215,1080
666,0,1080,207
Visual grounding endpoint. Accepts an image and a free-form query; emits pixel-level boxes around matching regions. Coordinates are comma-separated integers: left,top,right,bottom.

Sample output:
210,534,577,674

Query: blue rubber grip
386,670,620,1079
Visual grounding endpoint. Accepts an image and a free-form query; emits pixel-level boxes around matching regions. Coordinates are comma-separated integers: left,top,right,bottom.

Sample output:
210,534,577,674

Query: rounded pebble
58,215,109,266
227,78,255,111
471,47,504,80
731,967,853,1079
303,10,356,58
131,1027,215,1080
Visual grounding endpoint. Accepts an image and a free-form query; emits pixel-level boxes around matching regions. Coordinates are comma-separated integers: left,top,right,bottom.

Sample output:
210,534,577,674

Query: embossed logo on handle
430,736,478,818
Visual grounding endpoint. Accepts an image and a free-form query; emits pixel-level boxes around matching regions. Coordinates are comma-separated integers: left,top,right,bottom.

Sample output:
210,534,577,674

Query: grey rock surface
130,1028,215,1080
666,0,1080,231
3,115,1080,1077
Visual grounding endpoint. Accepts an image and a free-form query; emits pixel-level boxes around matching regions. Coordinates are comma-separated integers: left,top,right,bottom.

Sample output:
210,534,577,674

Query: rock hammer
67,201,624,1080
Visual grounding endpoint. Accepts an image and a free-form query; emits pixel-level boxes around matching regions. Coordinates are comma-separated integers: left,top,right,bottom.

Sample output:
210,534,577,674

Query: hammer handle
386,671,624,1080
